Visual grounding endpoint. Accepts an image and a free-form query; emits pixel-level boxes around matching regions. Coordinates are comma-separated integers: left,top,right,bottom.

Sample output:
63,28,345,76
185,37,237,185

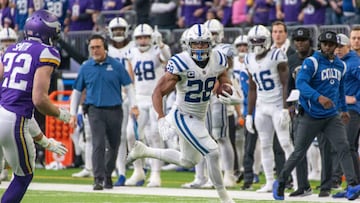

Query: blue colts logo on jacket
321,68,341,84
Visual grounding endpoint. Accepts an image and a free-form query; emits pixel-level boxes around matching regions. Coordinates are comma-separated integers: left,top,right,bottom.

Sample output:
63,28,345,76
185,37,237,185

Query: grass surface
0,168,334,203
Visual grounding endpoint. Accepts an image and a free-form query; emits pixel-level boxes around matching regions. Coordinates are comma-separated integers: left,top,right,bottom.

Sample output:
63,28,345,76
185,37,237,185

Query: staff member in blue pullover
273,31,360,201
332,34,360,188
69,34,139,190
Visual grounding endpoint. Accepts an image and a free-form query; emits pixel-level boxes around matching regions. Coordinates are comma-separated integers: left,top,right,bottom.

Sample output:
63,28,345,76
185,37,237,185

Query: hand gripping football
216,83,233,98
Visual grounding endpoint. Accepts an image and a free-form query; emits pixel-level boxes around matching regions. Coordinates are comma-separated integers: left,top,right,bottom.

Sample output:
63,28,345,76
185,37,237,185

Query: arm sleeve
123,84,137,108
29,117,42,137
57,38,87,64
151,1,177,13
70,89,82,116
295,58,321,103
159,44,172,62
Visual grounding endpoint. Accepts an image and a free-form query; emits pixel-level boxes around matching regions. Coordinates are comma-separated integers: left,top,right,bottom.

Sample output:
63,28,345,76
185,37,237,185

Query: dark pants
243,122,258,184
317,133,333,191
292,114,310,189
88,105,123,182
278,113,358,186
228,115,239,172
332,110,360,184
273,135,285,178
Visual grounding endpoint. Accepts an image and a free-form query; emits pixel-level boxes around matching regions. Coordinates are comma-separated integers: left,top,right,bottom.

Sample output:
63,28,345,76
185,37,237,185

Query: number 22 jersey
0,40,61,118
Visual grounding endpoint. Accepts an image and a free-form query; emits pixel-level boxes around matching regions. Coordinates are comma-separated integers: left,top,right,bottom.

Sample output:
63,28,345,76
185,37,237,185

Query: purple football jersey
253,0,271,25
281,0,301,23
181,0,209,27
0,40,60,118
303,4,326,25
68,0,95,31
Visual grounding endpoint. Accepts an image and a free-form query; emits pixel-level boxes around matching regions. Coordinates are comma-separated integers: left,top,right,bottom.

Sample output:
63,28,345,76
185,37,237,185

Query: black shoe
235,172,244,184
289,187,312,197
318,190,330,197
241,182,253,190
285,181,293,190
93,183,103,190
104,177,113,189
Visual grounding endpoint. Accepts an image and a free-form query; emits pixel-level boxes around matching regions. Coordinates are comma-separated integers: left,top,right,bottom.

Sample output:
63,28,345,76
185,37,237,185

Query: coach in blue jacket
273,31,360,201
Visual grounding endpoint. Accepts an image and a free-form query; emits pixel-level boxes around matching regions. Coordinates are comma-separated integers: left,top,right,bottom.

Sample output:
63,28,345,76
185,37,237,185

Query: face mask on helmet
0,28,18,50
187,24,212,61
108,17,129,42
234,35,248,58
204,19,224,45
133,24,153,52
24,9,61,46
247,25,271,55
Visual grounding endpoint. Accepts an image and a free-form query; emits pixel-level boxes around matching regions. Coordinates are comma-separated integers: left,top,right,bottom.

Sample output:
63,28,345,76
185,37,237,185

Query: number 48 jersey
0,40,60,118
166,50,228,120
244,48,287,104
127,46,164,97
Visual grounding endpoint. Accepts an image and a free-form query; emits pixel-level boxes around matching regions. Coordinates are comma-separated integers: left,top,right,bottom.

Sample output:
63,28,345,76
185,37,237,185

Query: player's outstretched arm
30,117,68,156
152,72,177,118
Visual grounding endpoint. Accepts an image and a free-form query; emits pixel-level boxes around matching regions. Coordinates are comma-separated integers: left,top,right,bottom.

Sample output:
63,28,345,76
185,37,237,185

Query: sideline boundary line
0,181,350,202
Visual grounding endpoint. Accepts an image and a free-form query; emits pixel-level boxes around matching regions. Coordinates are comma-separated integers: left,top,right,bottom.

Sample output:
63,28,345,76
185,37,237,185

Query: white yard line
0,181,350,202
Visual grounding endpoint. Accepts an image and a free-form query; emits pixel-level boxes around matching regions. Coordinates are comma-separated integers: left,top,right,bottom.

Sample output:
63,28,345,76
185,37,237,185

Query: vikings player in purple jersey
0,10,71,203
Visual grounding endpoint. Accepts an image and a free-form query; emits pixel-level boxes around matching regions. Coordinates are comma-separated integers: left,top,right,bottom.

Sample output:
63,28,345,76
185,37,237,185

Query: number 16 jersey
244,48,287,105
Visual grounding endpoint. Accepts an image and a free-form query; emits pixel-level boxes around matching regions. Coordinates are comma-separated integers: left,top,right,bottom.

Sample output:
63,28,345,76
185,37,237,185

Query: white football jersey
127,46,165,97
245,49,287,104
107,41,135,69
166,50,228,120
233,56,247,76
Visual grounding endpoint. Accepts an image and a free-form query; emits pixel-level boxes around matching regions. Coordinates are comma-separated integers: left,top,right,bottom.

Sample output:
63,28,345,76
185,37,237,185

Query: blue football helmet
24,9,61,46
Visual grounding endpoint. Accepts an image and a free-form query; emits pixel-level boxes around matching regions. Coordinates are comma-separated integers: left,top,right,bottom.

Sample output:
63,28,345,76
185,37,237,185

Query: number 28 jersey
244,48,287,104
166,50,228,120
0,40,61,118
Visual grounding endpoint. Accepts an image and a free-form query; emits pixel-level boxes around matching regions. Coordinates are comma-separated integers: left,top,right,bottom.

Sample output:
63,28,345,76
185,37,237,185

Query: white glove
218,86,243,105
58,108,71,123
47,138,68,156
245,115,255,134
37,137,68,156
158,117,176,141
152,30,164,47
279,109,291,128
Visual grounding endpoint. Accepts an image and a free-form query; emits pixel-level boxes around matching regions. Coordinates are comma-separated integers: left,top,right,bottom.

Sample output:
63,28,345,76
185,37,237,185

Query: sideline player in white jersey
232,34,263,189
244,25,296,193
125,23,171,187
107,17,135,186
126,23,239,203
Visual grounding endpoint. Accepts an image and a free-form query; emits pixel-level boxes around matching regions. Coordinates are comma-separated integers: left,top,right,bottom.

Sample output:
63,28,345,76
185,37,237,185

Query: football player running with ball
127,24,240,203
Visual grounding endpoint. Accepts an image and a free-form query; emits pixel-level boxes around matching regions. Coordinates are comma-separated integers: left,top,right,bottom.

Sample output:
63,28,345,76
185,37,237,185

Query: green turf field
0,168,337,203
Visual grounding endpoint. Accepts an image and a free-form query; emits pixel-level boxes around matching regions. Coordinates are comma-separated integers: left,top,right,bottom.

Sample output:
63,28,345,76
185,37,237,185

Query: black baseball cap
292,28,311,41
318,31,338,44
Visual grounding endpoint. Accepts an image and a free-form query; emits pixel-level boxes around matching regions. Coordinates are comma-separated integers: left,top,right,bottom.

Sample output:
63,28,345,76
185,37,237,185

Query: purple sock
1,174,33,203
